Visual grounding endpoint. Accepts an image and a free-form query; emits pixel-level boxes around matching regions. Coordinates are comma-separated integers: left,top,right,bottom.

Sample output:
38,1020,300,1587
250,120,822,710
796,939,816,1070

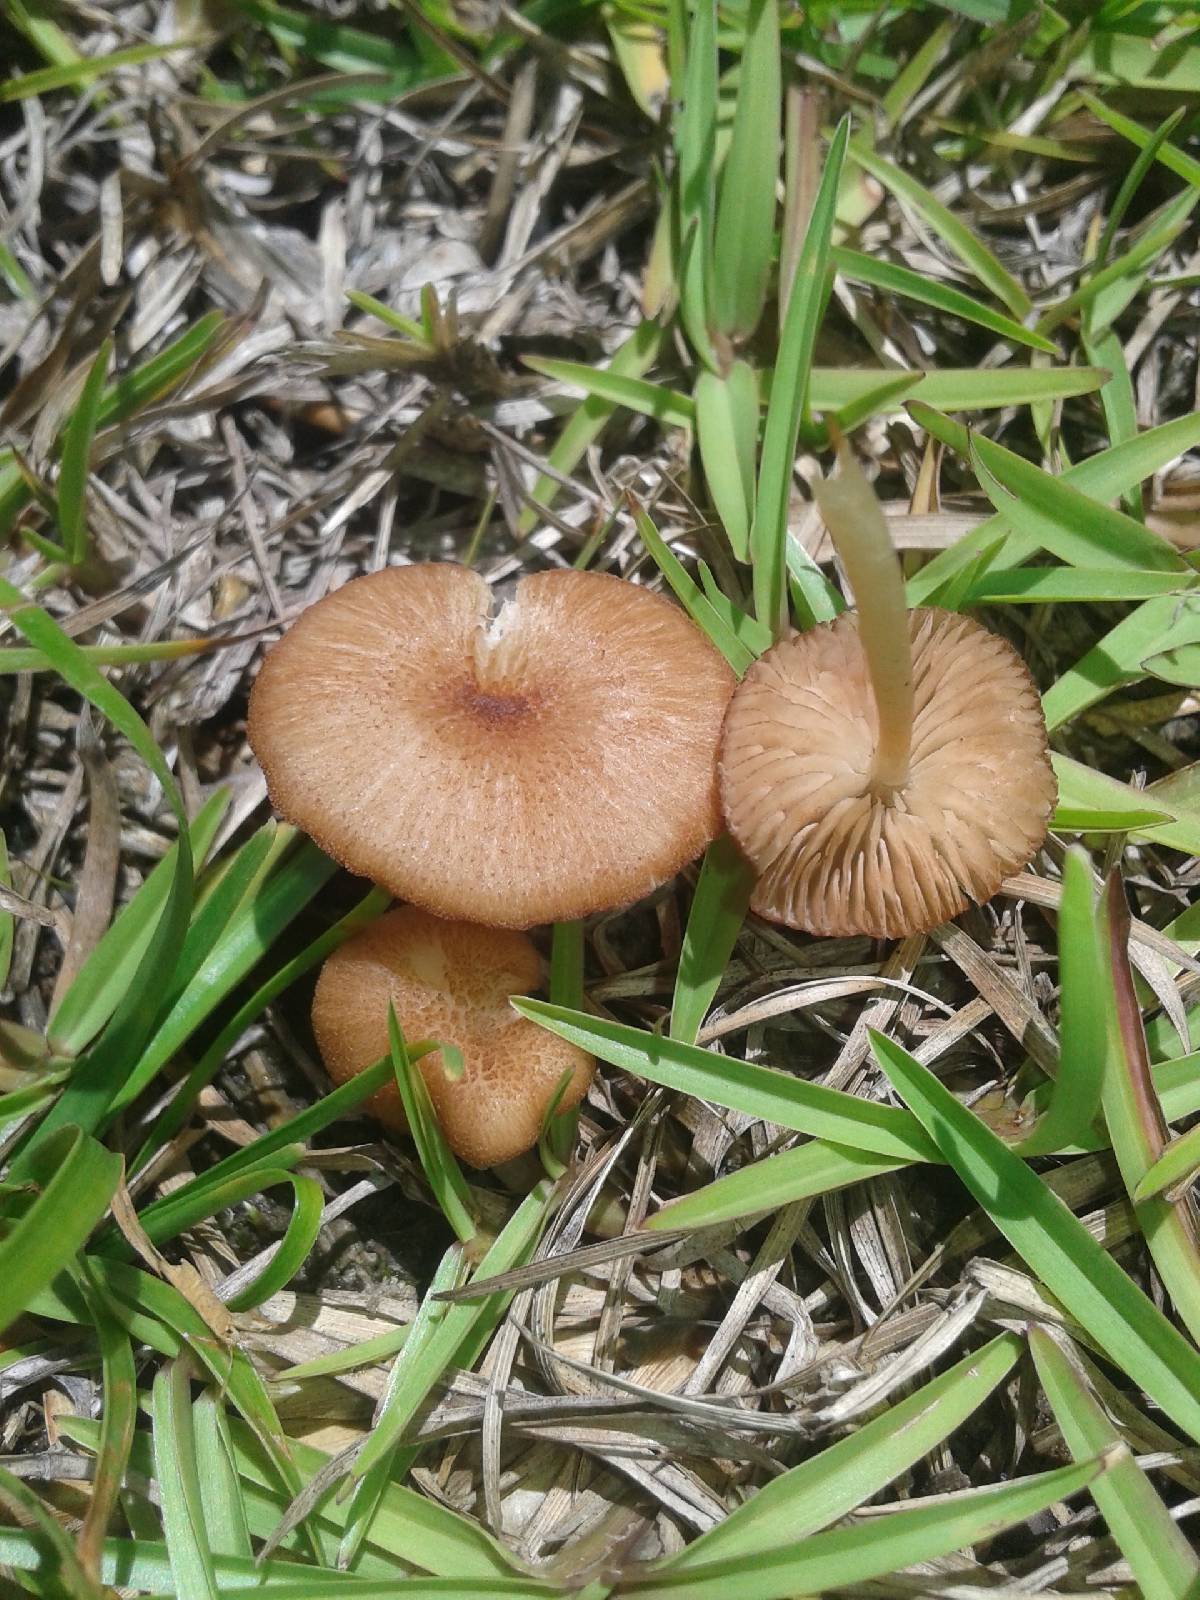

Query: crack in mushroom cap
248,564,735,928
312,906,594,1168
719,607,1056,939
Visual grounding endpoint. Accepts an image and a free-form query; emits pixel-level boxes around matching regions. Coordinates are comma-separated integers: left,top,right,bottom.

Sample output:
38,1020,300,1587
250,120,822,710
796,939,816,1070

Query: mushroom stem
813,437,914,796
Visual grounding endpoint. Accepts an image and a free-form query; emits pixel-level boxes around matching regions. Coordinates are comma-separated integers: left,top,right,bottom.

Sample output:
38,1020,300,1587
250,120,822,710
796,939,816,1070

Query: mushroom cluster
249,472,1054,1163
248,562,735,1165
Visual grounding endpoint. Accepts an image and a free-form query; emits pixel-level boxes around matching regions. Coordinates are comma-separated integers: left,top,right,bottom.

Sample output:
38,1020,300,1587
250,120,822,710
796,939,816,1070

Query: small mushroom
248,564,734,928
312,906,594,1167
720,446,1056,939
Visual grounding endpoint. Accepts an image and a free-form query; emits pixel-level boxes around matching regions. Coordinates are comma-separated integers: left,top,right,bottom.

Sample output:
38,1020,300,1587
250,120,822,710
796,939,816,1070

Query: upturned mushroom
719,443,1056,939
248,564,734,929
312,905,594,1167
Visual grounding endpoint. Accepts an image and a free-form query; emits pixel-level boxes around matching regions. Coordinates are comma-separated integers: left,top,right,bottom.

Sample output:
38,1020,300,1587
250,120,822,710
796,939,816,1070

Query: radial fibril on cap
312,906,593,1168
720,607,1056,939
248,563,734,929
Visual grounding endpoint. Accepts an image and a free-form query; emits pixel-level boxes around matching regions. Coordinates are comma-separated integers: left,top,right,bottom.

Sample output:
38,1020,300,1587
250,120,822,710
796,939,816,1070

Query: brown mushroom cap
312,906,594,1168
248,564,734,929
719,607,1056,939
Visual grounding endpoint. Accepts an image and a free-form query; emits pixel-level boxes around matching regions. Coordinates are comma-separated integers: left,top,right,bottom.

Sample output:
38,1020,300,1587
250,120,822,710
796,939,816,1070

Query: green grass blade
517,320,663,535
153,1357,219,1600
0,1466,105,1598
849,139,1031,318
810,364,1106,411
965,568,1192,604
47,791,228,1058
908,405,1200,602
968,434,1186,574
1079,91,1200,191
192,1391,254,1563
664,1332,1021,1568
646,1140,912,1232
523,356,693,428
670,835,756,1046
1013,851,1106,1156
673,0,717,366
1030,1327,1200,1600
334,1243,465,1568
1098,876,1200,1343
752,111,851,631
1135,1123,1200,1202
870,1030,1200,1444
222,1172,324,1312
1043,595,1200,731
695,362,759,561
107,840,338,1117
0,1126,121,1337
345,1180,553,1528
388,1006,477,1246
72,1270,137,1581
631,501,755,672
712,0,779,339
832,247,1055,352
56,340,109,566
514,999,937,1161
98,312,227,428
129,885,390,1174
0,41,191,101
1052,756,1200,853
632,1459,1104,1600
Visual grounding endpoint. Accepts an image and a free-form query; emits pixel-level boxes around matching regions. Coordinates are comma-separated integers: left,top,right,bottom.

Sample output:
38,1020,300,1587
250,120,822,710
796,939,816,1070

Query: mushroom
248,564,734,929
311,905,594,1167
719,445,1056,939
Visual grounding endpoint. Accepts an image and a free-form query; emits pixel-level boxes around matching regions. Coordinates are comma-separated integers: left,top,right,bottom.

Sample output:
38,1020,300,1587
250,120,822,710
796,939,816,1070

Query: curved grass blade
833,247,1055,352
849,139,1030,318
664,1332,1021,1569
1030,1327,1200,1600
0,1125,121,1337
514,999,937,1161
870,1030,1200,1444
